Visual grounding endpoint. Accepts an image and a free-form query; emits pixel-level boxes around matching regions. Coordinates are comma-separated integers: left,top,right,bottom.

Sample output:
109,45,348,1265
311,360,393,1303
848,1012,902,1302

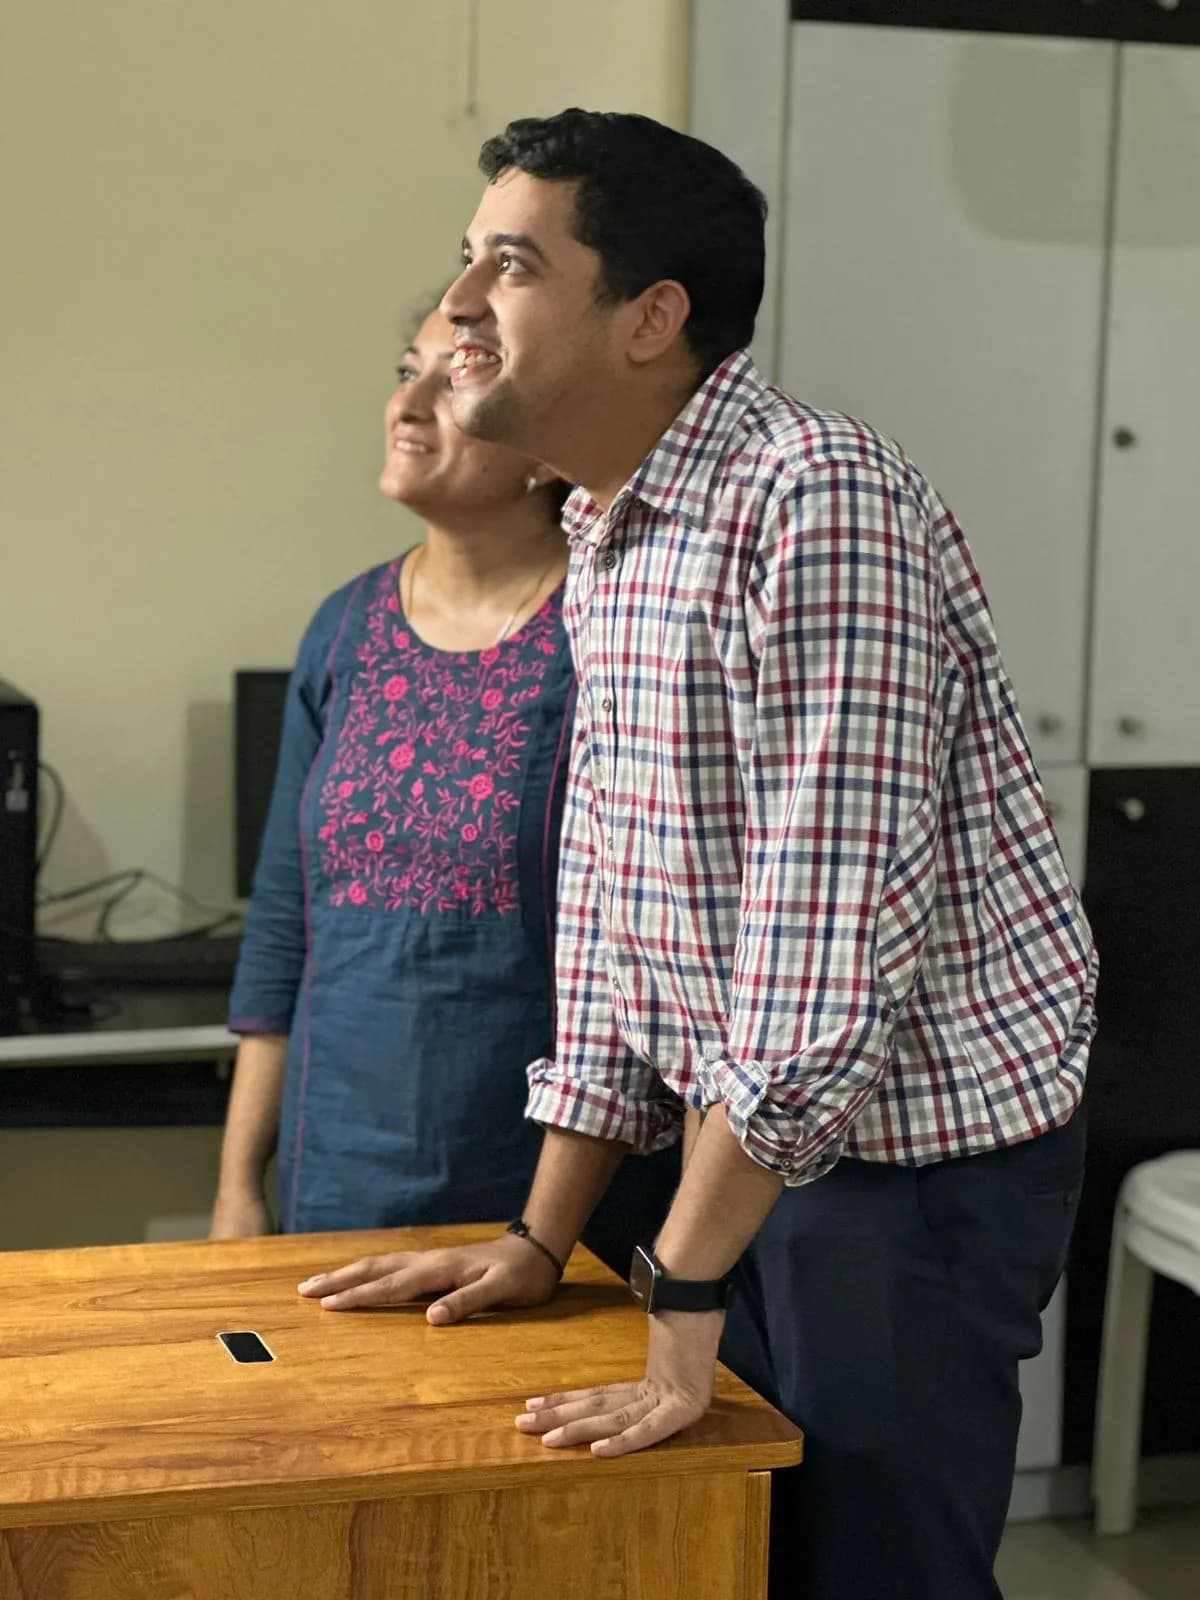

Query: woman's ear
524,465,562,494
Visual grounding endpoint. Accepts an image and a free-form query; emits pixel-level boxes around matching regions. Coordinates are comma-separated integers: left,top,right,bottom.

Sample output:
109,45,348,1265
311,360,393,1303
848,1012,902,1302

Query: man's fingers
590,1401,699,1458
297,1253,413,1297
531,1393,657,1450
524,1382,637,1412
516,1383,643,1435
425,1267,495,1325
317,1257,456,1311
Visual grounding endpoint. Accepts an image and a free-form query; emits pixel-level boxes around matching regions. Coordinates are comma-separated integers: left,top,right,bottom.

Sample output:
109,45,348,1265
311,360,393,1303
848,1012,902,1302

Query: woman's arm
209,1033,288,1237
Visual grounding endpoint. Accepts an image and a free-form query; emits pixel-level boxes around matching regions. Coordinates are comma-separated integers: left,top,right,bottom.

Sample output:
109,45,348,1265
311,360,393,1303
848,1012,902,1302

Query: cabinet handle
1036,714,1063,736
1117,715,1145,738
1112,427,1138,449
1115,797,1147,823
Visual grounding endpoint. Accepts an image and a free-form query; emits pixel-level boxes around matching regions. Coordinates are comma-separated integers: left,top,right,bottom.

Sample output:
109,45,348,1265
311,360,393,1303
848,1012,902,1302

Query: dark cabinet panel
1065,768,1200,1461
791,3,1200,47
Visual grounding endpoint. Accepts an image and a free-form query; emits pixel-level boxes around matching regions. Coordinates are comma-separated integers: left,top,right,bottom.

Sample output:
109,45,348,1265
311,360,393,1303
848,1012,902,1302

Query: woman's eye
394,366,417,385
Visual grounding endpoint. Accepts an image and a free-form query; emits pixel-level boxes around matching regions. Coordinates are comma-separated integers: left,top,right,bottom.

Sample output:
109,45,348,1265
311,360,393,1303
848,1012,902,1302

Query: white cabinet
777,25,1113,769
1089,47,1200,766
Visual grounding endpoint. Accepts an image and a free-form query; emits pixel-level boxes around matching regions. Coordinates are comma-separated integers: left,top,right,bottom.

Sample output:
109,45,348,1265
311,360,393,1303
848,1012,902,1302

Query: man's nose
441,261,485,326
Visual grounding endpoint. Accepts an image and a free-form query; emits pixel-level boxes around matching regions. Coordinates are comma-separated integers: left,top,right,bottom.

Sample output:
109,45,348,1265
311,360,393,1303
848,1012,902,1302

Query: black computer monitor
1,679,39,1030
233,670,290,898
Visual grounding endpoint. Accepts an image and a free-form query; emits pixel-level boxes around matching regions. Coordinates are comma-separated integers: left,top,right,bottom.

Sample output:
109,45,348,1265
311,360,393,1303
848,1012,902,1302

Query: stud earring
525,474,540,494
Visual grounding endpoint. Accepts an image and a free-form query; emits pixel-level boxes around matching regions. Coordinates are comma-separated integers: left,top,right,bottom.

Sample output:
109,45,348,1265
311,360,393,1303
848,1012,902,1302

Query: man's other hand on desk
296,1235,559,1322
515,1305,724,1458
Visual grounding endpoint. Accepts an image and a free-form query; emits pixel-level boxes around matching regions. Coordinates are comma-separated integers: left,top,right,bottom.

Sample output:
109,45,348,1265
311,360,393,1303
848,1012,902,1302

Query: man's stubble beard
452,378,523,448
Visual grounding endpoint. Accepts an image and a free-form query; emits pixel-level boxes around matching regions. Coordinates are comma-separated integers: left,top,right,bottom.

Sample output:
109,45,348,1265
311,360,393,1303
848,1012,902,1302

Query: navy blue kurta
229,555,676,1257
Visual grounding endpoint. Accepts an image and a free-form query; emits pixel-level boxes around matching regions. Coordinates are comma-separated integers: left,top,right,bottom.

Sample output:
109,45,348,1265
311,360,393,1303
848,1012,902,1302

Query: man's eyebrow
462,230,550,266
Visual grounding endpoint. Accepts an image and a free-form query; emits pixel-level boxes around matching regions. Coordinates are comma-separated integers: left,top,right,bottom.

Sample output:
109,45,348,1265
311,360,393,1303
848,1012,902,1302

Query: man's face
442,170,620,455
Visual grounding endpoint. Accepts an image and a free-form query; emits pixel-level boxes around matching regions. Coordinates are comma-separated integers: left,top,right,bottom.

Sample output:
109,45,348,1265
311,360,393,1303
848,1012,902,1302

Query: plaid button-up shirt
527,351,1096,1183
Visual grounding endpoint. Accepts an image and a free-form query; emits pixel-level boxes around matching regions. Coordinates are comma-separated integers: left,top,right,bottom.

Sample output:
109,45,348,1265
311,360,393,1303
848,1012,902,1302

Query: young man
301,110,1096,1599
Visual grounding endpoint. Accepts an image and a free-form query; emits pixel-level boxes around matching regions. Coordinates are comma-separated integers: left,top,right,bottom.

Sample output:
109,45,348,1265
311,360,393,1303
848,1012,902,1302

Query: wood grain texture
0,1224,801,1529
743,1471,772,1600
1,1473,761,1600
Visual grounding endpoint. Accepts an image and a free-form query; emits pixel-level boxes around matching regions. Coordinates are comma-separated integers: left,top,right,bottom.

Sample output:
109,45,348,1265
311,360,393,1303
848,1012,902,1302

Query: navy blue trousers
719,1113,1086,1600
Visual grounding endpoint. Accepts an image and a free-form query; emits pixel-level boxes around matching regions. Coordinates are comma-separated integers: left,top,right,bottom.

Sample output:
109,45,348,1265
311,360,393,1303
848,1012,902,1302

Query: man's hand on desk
515,1304,724,1457
513,1103,782,1457
297,1235,559,1322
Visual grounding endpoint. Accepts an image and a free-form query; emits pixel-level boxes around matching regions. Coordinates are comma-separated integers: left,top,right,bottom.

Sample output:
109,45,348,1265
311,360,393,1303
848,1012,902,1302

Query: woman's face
379,310,538,515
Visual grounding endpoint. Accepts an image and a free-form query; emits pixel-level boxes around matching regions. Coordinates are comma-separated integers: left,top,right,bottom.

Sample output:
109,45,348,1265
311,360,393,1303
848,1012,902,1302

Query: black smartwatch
628,1244,733,1314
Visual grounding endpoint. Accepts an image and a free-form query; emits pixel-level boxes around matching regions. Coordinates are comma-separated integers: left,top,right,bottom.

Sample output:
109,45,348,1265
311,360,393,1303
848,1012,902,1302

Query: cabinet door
778,24,1114,767
1089,46,1200,766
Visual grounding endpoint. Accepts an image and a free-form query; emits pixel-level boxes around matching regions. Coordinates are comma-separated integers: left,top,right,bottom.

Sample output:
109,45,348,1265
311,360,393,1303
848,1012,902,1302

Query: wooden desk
0,1225,802,1598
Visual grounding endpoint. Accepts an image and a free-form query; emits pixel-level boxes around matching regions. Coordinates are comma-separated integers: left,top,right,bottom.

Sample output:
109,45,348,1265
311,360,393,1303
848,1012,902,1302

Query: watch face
628,1244,657,1312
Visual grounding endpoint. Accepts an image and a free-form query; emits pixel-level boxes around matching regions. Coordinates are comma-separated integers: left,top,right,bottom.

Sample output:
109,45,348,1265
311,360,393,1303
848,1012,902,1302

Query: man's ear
625,280,693,366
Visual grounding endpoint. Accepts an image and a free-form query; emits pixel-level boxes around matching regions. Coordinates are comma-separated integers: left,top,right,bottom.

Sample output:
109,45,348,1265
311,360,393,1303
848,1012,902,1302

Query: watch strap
652,1272,733,1313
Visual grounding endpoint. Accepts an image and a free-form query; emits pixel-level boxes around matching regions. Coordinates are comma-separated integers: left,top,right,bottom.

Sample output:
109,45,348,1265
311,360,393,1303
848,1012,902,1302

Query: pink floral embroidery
318,560,562,916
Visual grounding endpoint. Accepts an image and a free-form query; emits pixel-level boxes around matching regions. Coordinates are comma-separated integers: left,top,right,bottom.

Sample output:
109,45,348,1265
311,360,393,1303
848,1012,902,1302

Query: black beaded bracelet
505,1217,566,1279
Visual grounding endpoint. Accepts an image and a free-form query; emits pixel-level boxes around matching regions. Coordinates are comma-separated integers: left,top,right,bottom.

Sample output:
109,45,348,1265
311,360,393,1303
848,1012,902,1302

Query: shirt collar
562,349,767,545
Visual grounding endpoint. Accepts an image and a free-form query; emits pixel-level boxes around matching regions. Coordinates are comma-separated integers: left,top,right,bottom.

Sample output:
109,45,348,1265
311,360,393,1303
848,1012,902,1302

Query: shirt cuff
526,1058,684,1154
706,1056,852,1186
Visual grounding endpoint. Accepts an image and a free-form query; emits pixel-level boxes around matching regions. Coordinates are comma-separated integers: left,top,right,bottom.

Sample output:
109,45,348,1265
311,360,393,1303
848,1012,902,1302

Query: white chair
1093,1151,1200,1535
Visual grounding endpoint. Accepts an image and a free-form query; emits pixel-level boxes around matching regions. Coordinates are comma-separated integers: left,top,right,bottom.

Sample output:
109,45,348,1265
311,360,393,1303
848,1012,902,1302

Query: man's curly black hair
478,109,767,378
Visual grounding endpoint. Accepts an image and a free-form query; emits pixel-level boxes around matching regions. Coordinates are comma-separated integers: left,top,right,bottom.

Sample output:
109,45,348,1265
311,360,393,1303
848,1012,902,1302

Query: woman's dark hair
406,291,571,519
478,109,767,378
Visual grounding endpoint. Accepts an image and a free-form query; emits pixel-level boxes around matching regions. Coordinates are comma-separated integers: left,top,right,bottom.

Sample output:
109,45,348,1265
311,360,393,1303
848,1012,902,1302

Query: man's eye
394,365,417,385
498,252,522,274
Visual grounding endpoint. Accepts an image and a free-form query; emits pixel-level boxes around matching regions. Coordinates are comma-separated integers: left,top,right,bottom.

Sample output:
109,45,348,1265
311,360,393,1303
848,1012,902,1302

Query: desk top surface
0,1224,801,1527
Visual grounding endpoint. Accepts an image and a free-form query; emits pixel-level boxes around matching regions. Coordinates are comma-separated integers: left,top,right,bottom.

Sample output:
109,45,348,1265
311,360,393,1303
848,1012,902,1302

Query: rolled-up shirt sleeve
709,461,954,1183
526,699,683,1153
227,608,332,1036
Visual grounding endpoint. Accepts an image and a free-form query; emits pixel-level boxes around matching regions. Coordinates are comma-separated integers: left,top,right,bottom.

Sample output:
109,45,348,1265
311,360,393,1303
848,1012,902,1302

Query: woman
211,306,677,1268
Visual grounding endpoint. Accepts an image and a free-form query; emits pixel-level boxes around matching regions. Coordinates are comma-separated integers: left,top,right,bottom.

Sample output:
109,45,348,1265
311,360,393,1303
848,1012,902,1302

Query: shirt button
600,552,617,570
600,696,613,713
778,1157,794,1172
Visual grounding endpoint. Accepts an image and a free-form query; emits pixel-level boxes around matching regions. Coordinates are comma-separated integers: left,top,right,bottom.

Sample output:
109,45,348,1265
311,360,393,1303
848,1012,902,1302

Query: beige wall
2,0,689,935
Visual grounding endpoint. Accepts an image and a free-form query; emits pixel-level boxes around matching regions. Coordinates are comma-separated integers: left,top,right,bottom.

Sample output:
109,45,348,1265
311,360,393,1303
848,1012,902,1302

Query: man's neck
551,374,702,513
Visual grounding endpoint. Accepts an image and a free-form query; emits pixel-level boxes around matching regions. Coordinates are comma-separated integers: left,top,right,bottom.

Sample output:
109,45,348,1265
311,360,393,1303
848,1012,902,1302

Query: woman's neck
400,496,568,653
418,500,565,605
